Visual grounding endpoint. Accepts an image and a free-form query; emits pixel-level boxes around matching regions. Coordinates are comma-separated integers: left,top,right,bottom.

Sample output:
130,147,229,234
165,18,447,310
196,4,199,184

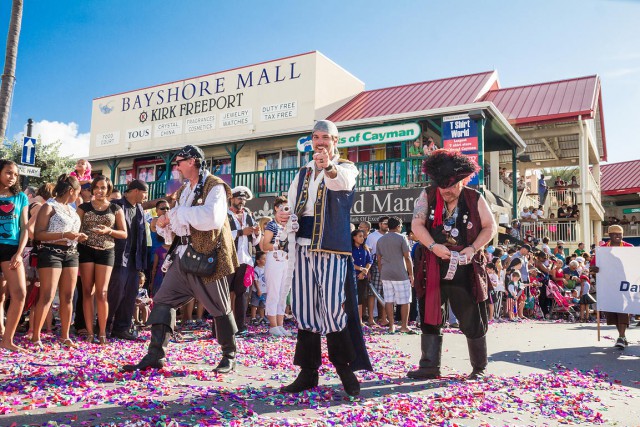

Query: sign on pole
595,247,640,314
21,136,37,166
17,165,41,177
442,114,479,185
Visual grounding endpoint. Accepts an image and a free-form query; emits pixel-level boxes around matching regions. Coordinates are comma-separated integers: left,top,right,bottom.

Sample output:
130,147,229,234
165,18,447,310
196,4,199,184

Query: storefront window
212,158,232,185
137,166,155,182
119,169,134,185
282,150,300,169
155,164,167,181
257,152,280,171
257,150,301,171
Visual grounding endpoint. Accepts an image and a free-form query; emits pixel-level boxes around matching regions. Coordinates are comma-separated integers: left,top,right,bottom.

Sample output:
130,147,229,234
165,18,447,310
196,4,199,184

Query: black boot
282,330,321,393
122,304,175,372
327,328,360,396
407,334,442,380
467,336,488,380
213,312,237,374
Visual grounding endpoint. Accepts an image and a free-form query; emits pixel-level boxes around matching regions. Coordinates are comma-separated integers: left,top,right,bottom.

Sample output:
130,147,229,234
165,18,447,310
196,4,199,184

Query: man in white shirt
123,145,239,374
277,120,371,396
227,186,261,335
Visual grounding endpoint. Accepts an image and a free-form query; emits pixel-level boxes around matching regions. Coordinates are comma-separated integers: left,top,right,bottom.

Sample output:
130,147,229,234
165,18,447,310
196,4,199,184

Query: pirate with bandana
409,149,497,380
276,120,372,396
123,145,239,374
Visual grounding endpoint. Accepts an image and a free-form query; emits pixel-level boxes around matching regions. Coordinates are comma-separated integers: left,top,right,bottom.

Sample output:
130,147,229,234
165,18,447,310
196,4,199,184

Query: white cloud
13,120,90,159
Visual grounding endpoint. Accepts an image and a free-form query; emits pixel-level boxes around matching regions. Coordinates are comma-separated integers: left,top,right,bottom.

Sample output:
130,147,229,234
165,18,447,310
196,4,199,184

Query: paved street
1,320,639,426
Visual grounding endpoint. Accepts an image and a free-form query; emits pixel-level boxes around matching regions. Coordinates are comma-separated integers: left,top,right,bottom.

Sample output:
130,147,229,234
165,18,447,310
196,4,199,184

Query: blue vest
294,162,355,255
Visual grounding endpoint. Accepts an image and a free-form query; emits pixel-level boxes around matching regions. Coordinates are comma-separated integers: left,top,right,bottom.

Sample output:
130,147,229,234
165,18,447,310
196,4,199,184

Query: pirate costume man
227,185,261,335
277,120,372,396
409,150,497,380
122,145,239,373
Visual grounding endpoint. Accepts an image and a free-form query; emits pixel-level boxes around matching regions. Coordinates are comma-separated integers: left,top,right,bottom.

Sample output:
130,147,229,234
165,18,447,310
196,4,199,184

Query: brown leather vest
176,175,238,283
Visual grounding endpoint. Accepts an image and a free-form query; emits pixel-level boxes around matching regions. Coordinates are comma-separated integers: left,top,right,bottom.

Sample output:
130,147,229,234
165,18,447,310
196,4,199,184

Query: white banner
595,247,640,314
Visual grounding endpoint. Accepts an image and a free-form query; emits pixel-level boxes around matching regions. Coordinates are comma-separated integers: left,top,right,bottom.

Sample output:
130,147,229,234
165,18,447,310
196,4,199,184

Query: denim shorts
37,245,79,269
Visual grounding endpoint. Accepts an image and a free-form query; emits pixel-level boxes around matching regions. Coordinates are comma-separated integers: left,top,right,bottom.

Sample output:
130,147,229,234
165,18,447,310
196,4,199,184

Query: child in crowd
134,272,151,326
486,263,499,322
351,229,372,326
578,275,595,322
250,252,267,325
70,159,92,184
260,196,291,337
506,270,524,321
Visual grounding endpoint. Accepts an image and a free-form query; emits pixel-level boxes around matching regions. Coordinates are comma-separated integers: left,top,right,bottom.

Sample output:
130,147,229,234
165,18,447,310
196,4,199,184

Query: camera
282,205,291,213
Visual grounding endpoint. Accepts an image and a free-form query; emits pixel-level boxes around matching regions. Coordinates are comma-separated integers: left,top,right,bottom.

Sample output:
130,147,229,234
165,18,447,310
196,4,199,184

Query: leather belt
443,251,471,280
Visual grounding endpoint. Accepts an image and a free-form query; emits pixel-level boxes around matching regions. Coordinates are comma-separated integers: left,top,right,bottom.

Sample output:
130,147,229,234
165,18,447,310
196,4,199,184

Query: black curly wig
422,149,480,188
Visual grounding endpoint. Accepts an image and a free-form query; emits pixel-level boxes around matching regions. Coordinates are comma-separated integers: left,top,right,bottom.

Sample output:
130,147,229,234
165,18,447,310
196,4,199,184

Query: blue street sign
22,137,36,166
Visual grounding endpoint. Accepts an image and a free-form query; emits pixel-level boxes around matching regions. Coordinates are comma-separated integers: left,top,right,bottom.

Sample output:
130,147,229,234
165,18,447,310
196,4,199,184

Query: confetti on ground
0,320,631,426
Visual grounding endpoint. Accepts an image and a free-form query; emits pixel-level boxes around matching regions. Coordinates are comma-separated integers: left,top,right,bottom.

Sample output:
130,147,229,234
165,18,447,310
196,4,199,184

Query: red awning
600,160,640,196
482,75,600,126
327,71,497,123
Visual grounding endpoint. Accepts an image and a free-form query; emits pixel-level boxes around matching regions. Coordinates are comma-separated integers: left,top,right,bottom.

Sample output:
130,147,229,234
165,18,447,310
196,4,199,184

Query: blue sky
1,0,639,162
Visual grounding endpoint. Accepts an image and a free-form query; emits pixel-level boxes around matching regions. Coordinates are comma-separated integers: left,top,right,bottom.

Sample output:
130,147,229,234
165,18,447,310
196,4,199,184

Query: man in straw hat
590,224,634,349
227,185,261,336
409,149,497,380
276,120,371,396
122,145,239,373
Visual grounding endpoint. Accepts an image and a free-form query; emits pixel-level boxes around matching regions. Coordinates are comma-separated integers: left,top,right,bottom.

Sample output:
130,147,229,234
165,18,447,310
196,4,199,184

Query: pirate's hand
460,246,476,259
432,244,451,260
313,147,331,169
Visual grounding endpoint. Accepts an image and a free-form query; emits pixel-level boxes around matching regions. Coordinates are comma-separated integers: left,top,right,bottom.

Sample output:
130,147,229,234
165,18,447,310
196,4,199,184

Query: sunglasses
175,158,191,165
158,207,170,211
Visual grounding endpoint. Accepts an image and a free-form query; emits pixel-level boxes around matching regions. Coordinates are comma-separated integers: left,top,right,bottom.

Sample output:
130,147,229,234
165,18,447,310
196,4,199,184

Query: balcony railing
235,168,299,195
234,156,429,196
114,157,429,200
114,180,168,200
519,219,580,243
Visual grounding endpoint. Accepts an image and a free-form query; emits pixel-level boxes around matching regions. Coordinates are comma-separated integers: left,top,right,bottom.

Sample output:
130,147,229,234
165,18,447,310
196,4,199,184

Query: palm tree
0,0,24,140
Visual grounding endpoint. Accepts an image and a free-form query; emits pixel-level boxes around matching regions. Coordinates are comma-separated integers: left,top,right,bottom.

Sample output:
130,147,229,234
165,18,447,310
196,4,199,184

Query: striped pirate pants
291,245,348,334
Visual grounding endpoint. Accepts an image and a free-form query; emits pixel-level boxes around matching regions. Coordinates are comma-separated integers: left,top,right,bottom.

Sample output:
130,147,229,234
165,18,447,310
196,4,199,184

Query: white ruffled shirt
157,171,228,256
287,155,358,246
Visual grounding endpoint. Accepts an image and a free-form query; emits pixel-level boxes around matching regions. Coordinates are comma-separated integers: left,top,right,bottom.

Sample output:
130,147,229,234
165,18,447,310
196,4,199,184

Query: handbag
180,235,222,277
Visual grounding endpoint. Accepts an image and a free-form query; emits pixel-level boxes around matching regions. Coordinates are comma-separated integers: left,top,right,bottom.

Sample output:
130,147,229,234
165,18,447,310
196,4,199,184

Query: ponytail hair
52,173,80,197
0,160,21,195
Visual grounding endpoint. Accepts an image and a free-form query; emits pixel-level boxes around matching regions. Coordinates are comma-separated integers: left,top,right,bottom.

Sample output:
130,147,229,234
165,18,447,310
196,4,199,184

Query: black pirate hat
422,149,480,188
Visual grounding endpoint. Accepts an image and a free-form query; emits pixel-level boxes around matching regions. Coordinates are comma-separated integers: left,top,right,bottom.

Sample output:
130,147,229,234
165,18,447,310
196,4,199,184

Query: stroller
547,280,577,322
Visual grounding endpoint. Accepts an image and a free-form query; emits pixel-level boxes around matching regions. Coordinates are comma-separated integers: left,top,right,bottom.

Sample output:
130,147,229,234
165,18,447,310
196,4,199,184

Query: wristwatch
427,242,436,251
324,162,336,173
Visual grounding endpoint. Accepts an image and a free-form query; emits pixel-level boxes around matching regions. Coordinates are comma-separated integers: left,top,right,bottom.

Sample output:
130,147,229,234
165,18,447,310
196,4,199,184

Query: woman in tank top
0,160,29,352
77,175,127,344
32,174,88,349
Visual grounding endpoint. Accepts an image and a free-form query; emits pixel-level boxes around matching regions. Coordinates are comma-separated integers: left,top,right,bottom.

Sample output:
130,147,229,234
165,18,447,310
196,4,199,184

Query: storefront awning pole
226,143,245,187
157,151,176,182
512,148,518,219
106,157,122,183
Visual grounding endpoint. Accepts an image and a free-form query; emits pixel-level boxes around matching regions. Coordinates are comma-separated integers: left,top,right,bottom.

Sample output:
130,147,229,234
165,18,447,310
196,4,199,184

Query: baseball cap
126,179,148,192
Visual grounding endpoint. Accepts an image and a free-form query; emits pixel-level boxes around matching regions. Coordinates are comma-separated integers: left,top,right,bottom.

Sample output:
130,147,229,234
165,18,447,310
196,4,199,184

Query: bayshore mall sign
89,52,365,159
